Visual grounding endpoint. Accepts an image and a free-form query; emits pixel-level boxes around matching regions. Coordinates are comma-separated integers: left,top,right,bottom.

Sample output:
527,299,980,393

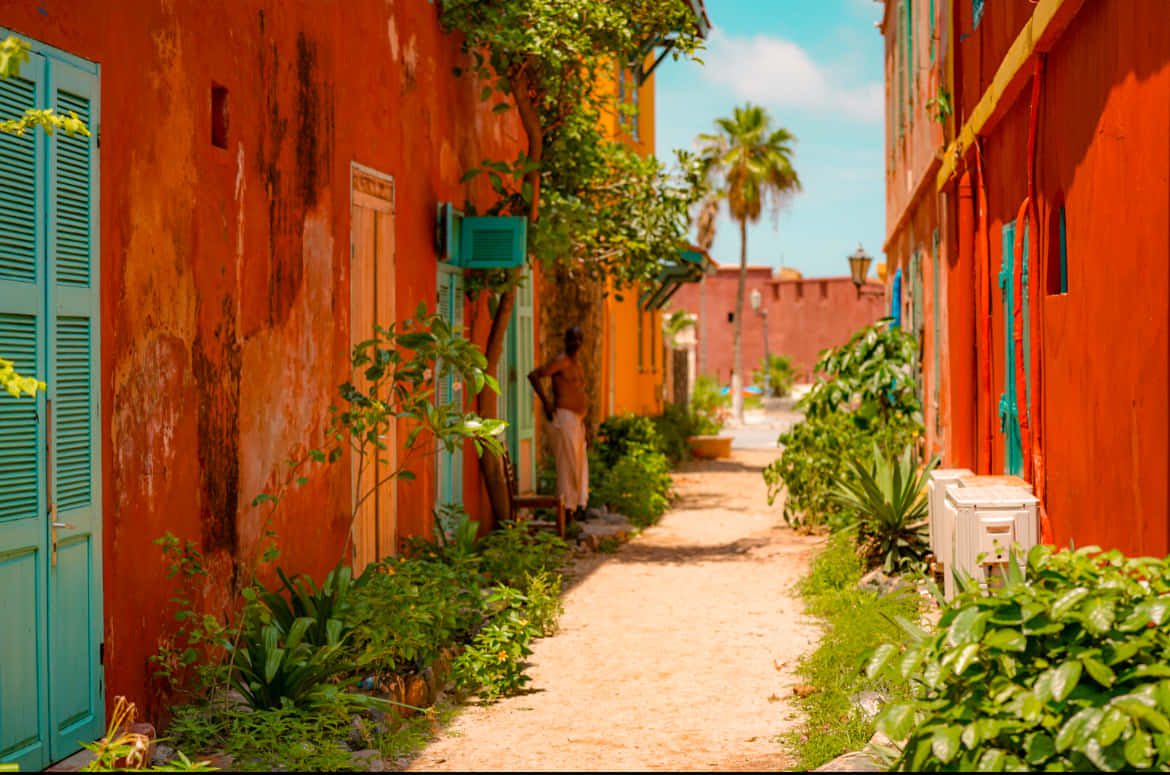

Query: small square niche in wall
211,83,229,149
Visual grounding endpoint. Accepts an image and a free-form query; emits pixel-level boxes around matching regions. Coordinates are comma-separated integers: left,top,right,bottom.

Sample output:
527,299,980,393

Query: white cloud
701,29,883,124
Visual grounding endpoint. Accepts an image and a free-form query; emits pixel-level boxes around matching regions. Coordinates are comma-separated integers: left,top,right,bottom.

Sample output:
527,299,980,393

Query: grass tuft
784,532,920,770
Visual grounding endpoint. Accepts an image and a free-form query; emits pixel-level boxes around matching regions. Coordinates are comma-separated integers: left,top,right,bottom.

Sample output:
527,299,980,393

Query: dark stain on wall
295,31,319,209
192,296,242,556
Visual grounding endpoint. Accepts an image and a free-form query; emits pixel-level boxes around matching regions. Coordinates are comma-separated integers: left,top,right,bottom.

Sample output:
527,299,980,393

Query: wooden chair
502,451,566,537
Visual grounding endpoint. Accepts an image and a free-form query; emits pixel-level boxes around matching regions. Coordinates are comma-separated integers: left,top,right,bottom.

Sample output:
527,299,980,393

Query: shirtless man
528,327,589,517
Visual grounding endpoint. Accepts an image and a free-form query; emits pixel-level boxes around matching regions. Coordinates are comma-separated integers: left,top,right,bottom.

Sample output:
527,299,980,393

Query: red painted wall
669,267,887,385
940,0,1170,555
4,0,526,717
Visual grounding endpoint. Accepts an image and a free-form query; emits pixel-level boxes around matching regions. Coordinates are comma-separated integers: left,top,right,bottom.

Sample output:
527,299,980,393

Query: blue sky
655,0,886,279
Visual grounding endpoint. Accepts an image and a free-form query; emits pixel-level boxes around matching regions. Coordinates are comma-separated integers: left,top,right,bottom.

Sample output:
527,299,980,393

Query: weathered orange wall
4,0,525,717
920,0,1170,555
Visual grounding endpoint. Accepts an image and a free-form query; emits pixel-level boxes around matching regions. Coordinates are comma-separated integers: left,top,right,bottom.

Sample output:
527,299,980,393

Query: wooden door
349,165,396,569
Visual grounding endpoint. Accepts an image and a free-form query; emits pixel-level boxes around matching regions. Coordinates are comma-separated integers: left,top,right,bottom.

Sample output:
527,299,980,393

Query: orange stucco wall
4,0,526,716
886,0,1170,556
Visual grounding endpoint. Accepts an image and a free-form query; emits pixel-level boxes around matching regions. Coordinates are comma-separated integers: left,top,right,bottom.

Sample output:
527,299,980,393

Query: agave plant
832,443,939,573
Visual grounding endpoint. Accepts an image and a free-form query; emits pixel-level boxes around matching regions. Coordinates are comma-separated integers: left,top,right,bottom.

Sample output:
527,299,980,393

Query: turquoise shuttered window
1058,207,1068,294
973,0,985,29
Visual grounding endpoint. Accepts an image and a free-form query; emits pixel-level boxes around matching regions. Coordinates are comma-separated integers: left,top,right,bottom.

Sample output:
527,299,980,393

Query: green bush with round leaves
870,545,1170,771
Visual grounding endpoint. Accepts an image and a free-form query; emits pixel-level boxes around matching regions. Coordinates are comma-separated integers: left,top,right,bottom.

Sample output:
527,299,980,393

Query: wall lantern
749,287,762,312
848,244,873,298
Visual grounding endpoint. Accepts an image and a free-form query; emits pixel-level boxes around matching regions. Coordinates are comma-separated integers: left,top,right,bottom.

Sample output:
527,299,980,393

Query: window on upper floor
617,66,641,143
974,0,985,29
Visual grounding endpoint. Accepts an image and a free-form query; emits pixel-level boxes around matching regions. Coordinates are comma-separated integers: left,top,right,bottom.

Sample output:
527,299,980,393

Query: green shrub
871,545,1170,771
347,558,480,678
763,320,924,530
753,353,795,397
594,443,672,527
832,444,938,573
596,413,662,469
651,402,702,464
691,374,727,433
451,587,540,700
478,520,569,590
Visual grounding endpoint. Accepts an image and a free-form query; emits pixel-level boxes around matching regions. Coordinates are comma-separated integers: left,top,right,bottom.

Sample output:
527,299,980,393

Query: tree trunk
732,218,747,424
479,67,544,527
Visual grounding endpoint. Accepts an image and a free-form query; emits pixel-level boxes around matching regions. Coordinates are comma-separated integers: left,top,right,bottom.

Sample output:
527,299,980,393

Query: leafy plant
753,353,795,397
258,563,360,651
763,320,924,530
593,444,672,528
691,374,728,434
926,88,953,126
150,533,232,695
347,558,481,679
451,587,540,700
800,320,921,426
226,598,352,711
478,520,569,590
307,305,506,565
832,444,938,573
523,570,564,637
870,545,1170,771
651,403,702,464
595,413,662,469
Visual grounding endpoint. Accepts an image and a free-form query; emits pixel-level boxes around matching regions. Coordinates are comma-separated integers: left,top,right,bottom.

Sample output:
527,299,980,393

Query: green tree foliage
753,353,795,397
696,104,801,423
438,0,706,520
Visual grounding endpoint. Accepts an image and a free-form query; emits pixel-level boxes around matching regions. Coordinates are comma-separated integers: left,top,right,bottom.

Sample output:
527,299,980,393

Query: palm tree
696,104,801,424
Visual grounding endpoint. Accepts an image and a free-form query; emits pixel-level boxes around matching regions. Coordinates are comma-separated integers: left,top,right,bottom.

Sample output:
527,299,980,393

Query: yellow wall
601,58,664,419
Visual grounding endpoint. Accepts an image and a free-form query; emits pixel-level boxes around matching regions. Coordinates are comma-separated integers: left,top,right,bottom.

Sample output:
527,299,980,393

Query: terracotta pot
688,435,731,459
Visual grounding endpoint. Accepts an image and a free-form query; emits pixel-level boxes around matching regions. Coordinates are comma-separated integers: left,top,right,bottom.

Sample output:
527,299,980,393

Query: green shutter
503,270,534,489
435,268,463,508
0,51,49,771
46,55,103,760
0,43,103,769
932,231,941,438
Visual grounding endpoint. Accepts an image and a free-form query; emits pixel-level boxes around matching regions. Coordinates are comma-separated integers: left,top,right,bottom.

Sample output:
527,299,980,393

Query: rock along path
405,448,822,772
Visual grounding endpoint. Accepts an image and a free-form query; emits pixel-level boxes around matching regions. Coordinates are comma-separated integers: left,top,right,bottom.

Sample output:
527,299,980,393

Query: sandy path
405,449,822,772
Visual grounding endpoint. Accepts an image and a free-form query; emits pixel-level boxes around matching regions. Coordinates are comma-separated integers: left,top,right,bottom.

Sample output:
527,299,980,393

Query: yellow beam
935,0,1087,191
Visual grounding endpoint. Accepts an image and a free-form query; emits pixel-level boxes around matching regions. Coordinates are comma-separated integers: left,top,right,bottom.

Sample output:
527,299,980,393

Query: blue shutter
45,55,103,759
0,49,50,772
890,268,902,327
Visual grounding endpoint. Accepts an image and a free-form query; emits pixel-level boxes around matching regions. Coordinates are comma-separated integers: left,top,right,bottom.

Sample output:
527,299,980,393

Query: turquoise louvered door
0,50,102,771
512,272,534,490
435,269,463,508
45,58,103,760
502,271,534,490
0,50,51,772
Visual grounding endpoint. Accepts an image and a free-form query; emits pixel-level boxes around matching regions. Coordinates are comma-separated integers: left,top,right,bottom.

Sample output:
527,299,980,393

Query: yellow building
599,1,712,420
